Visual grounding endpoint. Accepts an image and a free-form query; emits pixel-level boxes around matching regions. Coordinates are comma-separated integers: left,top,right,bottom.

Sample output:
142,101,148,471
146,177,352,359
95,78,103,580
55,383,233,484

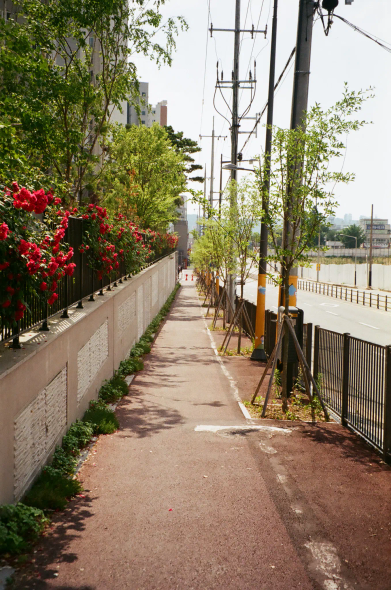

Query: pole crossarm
210,25,267,38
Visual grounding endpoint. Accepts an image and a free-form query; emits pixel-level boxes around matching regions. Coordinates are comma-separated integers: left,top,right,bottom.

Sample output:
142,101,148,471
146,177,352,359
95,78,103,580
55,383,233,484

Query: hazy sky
133,1,391,220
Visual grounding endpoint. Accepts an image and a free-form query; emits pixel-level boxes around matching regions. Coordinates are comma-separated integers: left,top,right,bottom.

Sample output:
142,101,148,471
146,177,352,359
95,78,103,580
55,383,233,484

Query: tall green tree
256,86,370,406
339,224,365,248
0,0,187,201
100,124,186,230
164,126,204,184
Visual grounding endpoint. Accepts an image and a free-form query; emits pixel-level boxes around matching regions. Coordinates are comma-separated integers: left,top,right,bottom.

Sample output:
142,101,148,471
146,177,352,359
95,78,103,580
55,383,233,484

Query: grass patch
245,392,326,422
23,471,82,512
83,407,119,435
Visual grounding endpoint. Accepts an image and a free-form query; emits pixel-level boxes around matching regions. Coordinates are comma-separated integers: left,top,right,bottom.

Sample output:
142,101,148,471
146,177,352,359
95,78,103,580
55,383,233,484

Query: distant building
126,82,167,127
174,197,188,267
359,218,391,248
326,241,344,249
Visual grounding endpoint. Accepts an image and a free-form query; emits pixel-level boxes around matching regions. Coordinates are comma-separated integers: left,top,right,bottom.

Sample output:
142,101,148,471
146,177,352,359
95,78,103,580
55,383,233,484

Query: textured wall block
118,292,136,335
14,366,67,500
137,286,144,339
77,320,109,403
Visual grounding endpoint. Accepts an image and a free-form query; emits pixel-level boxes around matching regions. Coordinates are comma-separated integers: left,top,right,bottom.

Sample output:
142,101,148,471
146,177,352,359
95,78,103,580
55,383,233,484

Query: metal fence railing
1,216,173,347
314,325,391,459
206,286,391,461
298,279,391,312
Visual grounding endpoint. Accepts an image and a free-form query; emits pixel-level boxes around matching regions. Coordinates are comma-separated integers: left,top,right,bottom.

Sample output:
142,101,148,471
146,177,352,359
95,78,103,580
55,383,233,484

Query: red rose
48,293,58,305
2,300,11,308
0,222,9,241
6,286,15,295
40,282,48,291
0,262,10,271
15,310,24,321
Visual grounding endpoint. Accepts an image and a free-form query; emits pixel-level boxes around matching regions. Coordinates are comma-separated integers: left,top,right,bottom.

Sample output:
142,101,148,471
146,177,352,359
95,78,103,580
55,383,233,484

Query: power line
239,46,296,154
333,14,391,53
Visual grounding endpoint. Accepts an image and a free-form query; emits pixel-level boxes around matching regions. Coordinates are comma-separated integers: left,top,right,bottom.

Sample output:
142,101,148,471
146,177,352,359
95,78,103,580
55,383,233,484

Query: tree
100,124,186,231
256,86,370,407
164,126,204,184
339,224,365,248
0,0,187,201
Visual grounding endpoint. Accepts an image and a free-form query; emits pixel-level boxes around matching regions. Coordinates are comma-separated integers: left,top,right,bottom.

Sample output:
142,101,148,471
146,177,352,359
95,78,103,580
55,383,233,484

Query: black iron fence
1,216,173,346
314,326,391,460
298,279,391,312
204,283,391,460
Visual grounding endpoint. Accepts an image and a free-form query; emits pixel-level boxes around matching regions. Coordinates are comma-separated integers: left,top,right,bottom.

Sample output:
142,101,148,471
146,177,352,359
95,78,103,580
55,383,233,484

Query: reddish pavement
13,281,391,590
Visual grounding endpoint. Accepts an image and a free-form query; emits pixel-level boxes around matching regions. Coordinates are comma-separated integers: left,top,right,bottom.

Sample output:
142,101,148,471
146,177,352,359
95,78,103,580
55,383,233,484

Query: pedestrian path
16,281,313,589
13,280,391,590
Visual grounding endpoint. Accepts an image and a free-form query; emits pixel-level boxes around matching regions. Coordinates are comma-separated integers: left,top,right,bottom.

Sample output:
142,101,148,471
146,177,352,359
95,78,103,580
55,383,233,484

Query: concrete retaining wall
299,263,391,290
0,255,177,505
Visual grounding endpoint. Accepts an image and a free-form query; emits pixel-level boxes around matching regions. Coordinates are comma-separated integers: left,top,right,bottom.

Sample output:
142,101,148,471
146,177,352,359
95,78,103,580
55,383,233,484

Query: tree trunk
281,268,290,412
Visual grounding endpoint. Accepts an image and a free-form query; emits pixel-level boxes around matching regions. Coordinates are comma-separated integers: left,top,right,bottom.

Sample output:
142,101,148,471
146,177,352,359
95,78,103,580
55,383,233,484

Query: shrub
99,374,128,403
0,503,48,555
50,446,78,476
62,421,94,455
23,471,82,511
118,357,144,377
82,408,119,435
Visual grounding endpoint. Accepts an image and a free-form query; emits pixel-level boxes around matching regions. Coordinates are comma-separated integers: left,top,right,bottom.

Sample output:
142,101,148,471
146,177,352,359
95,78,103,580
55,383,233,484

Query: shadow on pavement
11,495,97,589
117,393,185,438
301,423,390,470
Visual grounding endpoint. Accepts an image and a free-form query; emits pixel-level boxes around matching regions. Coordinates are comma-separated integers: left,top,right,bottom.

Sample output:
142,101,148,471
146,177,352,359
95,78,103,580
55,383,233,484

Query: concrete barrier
299,262,391,291
0,254,177,504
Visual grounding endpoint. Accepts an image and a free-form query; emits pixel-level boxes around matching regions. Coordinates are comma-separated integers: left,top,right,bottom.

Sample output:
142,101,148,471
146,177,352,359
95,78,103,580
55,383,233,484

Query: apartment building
126,82,167,127
359,218,391,248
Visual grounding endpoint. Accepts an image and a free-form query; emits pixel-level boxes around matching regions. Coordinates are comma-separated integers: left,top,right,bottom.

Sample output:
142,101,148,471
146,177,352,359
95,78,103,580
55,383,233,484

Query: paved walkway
13,281,391,589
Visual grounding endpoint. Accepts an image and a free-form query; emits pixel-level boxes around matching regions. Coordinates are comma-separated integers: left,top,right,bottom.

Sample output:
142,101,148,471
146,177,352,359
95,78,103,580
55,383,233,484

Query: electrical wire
333,14,391,53
238,0,266,109
239,47,296,154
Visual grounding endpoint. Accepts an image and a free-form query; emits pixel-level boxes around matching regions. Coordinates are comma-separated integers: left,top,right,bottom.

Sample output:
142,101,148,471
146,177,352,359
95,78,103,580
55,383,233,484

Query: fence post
313,325,320,383
11,321,21,349
384,346,391,463
341,333,350,427
369,293,372,308
386,296,388,312
61,275,69,318
306,322,313,373
377,294,380,309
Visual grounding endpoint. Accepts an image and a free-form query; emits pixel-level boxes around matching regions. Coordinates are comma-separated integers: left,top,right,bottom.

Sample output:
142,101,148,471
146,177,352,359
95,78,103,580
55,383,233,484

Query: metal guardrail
208,284,391,460
314,326,391,459
298,279,391,312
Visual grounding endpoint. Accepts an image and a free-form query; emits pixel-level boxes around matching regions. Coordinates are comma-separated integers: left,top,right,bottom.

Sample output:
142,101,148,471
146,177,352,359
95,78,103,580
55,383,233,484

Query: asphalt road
240,277,391,346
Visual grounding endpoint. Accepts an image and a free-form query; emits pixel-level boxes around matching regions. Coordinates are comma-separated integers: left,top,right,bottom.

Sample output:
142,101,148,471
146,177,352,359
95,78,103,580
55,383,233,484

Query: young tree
339,224,366,248
256,87,370,407
100,124,186,231
0,0,186,201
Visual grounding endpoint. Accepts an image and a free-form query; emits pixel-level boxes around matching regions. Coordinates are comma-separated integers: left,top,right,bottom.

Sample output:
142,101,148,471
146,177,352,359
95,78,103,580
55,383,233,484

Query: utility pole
210,120,215,210
200,120,226,214
368,203,374,288
219,153,223,215
210,2,266,319
281,0,315,308
251,0,278,362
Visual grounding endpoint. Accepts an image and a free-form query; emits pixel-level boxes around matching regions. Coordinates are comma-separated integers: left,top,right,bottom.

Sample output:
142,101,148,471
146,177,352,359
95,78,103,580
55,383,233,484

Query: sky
133,0,391,220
